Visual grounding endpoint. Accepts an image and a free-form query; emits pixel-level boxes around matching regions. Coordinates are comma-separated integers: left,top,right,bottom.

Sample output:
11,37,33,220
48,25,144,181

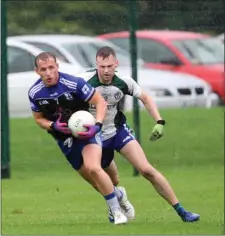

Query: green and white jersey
78,69,142,140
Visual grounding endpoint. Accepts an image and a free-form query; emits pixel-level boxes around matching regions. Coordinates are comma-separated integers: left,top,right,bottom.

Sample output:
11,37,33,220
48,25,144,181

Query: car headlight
149,88,172,97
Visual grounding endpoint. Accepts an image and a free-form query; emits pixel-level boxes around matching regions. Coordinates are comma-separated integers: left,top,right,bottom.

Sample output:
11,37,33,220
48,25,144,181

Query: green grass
2,107,224,235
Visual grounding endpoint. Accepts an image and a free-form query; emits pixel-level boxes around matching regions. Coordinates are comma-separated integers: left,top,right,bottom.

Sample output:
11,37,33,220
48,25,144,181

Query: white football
68,110,95,137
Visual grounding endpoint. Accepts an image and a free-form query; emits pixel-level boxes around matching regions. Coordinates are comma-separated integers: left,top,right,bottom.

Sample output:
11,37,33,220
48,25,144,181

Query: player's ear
56,63,59,69
115,60,119,67
35,66,40,75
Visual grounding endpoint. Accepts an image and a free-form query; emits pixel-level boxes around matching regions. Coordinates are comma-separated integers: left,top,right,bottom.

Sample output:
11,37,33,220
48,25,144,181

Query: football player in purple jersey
28,52,128,224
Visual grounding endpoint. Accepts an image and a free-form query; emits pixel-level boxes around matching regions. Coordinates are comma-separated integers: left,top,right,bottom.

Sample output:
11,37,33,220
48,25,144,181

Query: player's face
96,54,118,83
35,58,59,86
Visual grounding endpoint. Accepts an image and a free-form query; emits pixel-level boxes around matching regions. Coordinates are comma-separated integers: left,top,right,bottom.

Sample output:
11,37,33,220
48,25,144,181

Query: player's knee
139,166,157,180
84,164,102,177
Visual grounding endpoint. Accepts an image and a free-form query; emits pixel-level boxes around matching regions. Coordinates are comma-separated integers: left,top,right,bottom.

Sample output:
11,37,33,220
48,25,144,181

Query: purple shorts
101,123,136,168
57,132,102,170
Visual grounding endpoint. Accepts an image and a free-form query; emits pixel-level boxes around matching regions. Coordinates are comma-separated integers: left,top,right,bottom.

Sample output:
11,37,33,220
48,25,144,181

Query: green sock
173,203,183,213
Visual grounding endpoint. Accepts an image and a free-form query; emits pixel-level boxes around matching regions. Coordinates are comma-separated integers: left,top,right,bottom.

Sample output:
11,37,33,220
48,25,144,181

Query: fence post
1,0,10,179
128,0,140,176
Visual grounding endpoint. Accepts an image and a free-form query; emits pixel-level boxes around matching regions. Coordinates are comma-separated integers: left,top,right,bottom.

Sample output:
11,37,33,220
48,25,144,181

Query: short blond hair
35,52,56,67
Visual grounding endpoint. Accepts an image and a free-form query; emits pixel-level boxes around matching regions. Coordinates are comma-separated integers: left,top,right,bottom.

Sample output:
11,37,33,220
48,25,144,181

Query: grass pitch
2,107,224,235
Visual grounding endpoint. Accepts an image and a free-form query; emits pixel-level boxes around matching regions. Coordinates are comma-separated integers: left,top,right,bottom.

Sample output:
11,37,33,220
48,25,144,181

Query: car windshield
61,41,132,68
172,38,224,64
23,41,69,63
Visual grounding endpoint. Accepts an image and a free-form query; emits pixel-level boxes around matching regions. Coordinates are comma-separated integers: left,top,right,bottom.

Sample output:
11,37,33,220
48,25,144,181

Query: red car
98,30,225,102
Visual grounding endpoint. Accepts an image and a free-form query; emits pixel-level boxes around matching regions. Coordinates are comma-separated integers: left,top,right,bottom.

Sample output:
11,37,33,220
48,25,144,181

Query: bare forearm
141,94,162,121
89,92,107,124
36,118,52,131
95,100,107,123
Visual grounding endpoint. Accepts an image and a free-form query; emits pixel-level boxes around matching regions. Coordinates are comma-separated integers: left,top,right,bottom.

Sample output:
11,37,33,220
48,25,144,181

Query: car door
7,46,39,117
137,38,182,67
108,37,186,71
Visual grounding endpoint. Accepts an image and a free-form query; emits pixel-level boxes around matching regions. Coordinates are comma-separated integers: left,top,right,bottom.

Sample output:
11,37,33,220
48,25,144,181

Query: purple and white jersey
28,71,95,128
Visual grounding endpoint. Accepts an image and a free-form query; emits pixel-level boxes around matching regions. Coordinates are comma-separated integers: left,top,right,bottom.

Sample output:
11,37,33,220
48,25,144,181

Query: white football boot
112,209,128,225
118,186,135,220
108,208,128,224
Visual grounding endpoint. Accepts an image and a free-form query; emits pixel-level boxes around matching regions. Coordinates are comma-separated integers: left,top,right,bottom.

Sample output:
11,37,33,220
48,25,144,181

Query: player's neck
98,77,112,85
98,72,113,85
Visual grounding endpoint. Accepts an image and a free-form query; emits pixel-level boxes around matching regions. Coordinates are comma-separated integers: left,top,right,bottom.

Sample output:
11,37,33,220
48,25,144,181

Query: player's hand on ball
76,123,102,139
150,124,164,142
51,113,72,134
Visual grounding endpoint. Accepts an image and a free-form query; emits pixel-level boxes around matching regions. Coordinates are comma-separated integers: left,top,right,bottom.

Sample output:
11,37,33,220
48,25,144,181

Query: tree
7,0,224,36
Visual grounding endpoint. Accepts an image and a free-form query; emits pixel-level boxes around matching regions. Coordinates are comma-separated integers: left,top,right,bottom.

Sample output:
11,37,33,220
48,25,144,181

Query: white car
9,34,144,68
115,67,218,110
7,37,218,117
7,39,84,117
216,33,224,43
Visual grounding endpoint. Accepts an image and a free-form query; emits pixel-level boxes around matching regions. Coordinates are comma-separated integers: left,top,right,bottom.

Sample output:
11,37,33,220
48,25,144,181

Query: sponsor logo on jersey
82,84,90,94
50,92,58,96
64,92,73,100
102,93,112,101
114,91,122,100
39,100,49,105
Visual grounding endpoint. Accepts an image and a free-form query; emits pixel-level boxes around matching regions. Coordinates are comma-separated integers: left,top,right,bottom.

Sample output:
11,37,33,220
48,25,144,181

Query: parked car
7,39,84,117
97,30,225,103
8,35,219,113
9,34,143,69
109,67,218,111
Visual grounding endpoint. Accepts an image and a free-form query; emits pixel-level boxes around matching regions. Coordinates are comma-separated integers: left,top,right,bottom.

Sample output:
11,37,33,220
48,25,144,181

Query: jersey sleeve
76,77,96,102
123,76,142,98
28,92,40,112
